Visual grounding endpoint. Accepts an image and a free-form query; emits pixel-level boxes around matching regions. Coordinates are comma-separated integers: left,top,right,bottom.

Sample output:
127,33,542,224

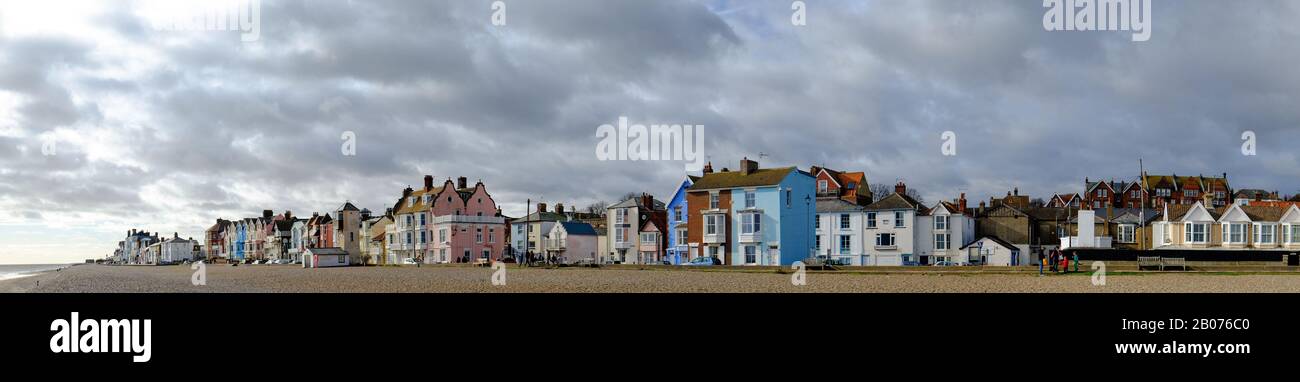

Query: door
1289,253,1299,266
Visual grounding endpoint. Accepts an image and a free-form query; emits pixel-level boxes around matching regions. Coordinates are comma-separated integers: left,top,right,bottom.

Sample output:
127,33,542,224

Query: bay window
1222,223,1245,244
705,215,719,236
1185,223,1207,244
741,213,761,234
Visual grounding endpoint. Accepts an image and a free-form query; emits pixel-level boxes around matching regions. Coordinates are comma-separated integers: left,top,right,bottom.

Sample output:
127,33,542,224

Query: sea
0,264,74,281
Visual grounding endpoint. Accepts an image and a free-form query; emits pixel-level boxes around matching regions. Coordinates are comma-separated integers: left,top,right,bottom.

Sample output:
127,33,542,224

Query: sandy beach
4,263,1300,292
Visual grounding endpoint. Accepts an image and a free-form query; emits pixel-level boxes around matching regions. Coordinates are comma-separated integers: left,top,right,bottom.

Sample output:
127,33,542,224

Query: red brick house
1143,172,1231,208
808,165,871,205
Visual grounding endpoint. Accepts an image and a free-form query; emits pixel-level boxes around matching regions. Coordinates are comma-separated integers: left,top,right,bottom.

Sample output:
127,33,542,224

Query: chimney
403,187,413,197
1014,187,1019,196
958,193,967,213
263,210,273,219
284,211,292,220
424,175,434,191
457,176,468,189
130,229,135,236
556,203,565,214
703,161,713,174
174,232,179,238
895,182,906,196
538,203,548,213
740,157,758,175
641,193,654,209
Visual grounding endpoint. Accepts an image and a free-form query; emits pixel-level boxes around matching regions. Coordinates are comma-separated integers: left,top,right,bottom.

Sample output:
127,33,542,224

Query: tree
585,201,608,216
905,189,925,206
870,184,893,203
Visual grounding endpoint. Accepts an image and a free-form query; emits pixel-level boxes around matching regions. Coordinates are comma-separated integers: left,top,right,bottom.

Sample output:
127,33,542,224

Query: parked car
402,258,419,265
685,256,722,266
933,261,955,266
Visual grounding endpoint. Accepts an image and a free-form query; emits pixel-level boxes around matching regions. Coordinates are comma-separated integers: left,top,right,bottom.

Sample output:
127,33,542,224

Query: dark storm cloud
2,0,1300,246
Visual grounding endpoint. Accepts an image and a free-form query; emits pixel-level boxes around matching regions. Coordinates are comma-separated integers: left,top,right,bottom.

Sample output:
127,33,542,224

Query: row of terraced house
119,159,1300,267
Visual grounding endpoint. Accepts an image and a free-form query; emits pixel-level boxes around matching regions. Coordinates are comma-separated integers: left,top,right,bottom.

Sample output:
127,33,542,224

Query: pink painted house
391,176,507,264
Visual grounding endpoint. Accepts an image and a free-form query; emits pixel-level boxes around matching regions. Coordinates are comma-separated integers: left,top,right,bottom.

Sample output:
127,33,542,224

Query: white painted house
814,197,868,265
862,183,925,266
915,198,977,265
303,247,349,268
159,234,199,264
962,236,1022,266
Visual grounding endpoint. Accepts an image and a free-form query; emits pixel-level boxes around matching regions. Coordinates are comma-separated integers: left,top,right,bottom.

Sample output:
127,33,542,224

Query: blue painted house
685,158,816,266
234,220,248,260
664,175,699,265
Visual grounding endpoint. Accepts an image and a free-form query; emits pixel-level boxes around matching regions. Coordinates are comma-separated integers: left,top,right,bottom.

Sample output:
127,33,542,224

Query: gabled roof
864,193,923,211
558,221,597,236
609,197,666,210
338,201,360,212
961,236,1019,251
688,167,798,191
1233,189,1274,199
305,247,348,255
816,197,866,213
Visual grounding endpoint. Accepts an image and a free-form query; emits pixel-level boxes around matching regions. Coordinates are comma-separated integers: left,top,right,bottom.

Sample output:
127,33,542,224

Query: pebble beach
6,264,1300,293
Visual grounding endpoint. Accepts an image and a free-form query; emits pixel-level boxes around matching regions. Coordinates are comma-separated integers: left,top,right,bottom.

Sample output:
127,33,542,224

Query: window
814,216,820,229
934,216,948,230
839,235,851,254
488,229,494,243
1131,190,1140,198
894,212,905,227
1162,223,1172,244
867,212,877,228
935,233,949,250
876,233,895,247
482,249,491,259
745,191,756,208
1256,224,1275,244
475,228,483,243
676,229,687,245
1288,225,1300,244
405,232,412,244
439,229,448,243
818,180,828,192
744,246,757,264
641,233,656,244
616,209,626,224
1223,223,1245,244
674,206,682,222
1119,225,1136,243
1184,190,1198,198
1185,223,1207,243
615,228,626,243
709,194,719,209
840,214,851,229
705,215,719,235
419,214,426,226
741,213,761,234
419,231,426,244
1098,189,1107,198
815,235,821,250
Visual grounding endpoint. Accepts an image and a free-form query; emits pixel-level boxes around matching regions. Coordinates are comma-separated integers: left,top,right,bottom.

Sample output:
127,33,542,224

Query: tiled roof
816,197,866,213
688,167,798,190
559,221,597,236
865,193,922,211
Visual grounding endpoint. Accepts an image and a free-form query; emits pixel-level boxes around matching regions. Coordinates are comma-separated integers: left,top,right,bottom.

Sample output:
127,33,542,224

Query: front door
1289,253,1299,266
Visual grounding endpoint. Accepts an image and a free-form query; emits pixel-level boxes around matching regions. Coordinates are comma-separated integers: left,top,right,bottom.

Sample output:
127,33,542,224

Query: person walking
1072,253,1079,272
1038,252,1045,276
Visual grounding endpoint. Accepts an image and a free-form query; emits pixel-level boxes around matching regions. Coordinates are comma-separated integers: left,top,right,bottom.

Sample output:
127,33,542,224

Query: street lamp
805,194,813,266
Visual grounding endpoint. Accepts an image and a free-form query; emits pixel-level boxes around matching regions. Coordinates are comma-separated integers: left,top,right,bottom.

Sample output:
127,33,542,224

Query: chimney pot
556,203,565,213
538,203,548,213
457,176,468,189
895,182,907,196
703,161,713,174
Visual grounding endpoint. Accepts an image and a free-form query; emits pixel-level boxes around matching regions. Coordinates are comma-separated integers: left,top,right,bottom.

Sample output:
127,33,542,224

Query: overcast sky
2,0,1299,264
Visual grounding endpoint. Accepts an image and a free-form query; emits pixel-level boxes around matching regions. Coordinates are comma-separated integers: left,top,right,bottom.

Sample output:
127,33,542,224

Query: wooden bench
1137,256,1162,271
1161,257,1187,271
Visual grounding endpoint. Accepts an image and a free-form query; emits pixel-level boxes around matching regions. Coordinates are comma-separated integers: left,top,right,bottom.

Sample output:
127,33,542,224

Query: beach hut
303,247,349,268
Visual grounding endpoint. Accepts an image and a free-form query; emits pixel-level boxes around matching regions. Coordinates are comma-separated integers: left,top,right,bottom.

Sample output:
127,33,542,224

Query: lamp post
805,194,813,266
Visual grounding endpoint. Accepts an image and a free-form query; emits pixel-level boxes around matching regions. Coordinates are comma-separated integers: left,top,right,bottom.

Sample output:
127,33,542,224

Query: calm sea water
0,264,74,281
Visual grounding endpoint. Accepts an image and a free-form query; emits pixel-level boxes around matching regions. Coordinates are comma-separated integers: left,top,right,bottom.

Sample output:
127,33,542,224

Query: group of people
1038,249,1079,275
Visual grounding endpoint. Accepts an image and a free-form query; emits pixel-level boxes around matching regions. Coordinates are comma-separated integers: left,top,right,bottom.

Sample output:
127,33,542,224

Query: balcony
614,241,633,250
738,232,762,243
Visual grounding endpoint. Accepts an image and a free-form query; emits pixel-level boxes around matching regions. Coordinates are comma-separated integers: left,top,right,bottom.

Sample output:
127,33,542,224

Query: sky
2,0,1299,264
